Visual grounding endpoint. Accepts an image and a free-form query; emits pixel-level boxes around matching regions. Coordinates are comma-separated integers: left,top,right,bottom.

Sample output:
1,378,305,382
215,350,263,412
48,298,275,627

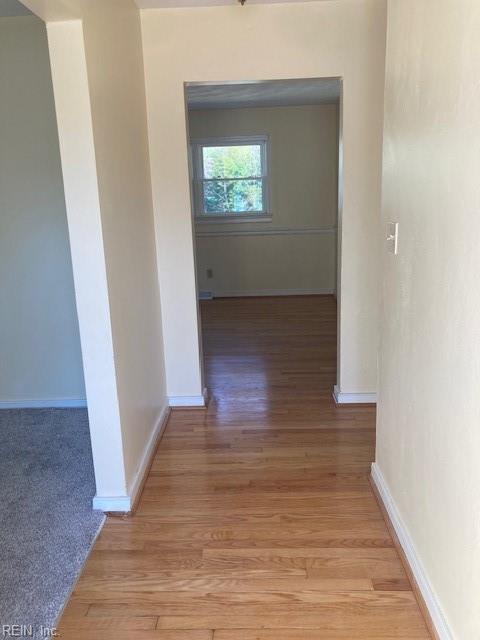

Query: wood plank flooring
59,295,430,639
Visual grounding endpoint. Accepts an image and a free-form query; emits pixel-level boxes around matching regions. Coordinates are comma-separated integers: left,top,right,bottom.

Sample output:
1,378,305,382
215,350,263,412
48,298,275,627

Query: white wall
25,0,168,509
141,0,387,399
189,104,338,297
376,1,480,637
0,15,85,407
47,18,127,501
78,0,167,491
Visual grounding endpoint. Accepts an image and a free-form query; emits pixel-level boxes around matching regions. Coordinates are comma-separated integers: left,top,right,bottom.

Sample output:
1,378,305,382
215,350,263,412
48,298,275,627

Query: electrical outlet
206,268,213,279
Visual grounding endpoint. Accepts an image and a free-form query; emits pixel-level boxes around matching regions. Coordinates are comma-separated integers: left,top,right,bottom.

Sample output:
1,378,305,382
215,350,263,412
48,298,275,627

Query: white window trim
191,135,270,221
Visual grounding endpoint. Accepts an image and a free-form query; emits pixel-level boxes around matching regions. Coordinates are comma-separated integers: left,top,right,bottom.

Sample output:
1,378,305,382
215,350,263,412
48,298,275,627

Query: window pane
203,179,263,213
203,145,262,179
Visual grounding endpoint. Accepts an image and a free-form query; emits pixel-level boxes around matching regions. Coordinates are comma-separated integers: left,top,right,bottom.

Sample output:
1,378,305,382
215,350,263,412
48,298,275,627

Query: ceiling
0,0,326,16
186,78,341,111
0,0,32,16
136,0,323,7
0,0,325,17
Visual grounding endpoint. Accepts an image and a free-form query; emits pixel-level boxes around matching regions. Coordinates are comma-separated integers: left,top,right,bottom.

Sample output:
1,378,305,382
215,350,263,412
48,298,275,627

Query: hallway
59,296,430,639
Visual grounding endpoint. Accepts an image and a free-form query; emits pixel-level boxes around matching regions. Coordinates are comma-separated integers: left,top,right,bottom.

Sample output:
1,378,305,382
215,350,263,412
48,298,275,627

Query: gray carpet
0,408,104,636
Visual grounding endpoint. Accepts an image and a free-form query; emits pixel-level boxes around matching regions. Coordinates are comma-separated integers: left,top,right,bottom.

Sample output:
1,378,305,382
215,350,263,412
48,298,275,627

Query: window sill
195,214,273,225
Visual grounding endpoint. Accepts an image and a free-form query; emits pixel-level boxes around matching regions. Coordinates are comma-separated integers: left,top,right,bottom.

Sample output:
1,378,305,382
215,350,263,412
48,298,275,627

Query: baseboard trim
0,397,87,409
169,388,207,408
370,463,452,640
332,385,377,404
126,404,171,514
92,403,171,514
213,288,335,298
92,495,131,512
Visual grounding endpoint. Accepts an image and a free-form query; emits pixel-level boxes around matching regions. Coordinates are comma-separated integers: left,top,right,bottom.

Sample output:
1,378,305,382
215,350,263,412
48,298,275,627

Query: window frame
191,135,270,222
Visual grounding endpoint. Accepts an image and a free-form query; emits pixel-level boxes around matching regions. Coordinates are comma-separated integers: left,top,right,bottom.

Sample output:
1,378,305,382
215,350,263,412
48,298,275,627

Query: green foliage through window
203,145,262,179
203,179,262,213
198,143,265,214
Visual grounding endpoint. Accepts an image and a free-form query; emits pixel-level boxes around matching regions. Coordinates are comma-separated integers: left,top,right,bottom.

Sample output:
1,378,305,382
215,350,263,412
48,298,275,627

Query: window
191,136,269,220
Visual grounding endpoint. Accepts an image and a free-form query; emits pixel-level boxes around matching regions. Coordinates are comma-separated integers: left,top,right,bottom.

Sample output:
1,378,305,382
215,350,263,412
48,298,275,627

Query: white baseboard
92,494,131,512
0,397,87,409
333,385,377,404
371,463,453,640
169,388,207,407
213,288,335,298
126,403,170,508
92,403,170,513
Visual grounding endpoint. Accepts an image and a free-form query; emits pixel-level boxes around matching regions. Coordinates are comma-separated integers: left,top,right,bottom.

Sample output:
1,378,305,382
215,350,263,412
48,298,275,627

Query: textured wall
376,1,480,637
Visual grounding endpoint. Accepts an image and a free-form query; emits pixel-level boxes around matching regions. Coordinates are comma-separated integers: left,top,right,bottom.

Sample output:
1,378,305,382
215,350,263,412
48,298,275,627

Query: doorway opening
184,78,342,410
0,3,102,629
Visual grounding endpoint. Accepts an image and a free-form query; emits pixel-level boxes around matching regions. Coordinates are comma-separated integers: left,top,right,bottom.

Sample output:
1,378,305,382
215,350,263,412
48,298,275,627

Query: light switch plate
387,222,399,255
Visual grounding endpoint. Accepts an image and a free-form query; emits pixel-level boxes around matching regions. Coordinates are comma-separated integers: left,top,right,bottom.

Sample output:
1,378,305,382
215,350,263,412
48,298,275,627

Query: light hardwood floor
59,295,431,639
